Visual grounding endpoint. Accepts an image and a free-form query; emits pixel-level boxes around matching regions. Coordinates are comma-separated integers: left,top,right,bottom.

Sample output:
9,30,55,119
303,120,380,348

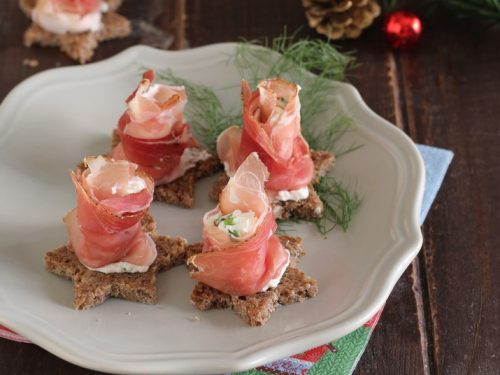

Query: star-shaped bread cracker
210,150,335,220
20,0,131,64
44,212,189,310
187,236,319,326
111,129,222,208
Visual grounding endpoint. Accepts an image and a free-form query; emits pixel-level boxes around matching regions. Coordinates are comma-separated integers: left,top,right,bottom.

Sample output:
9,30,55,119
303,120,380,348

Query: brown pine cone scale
303,0,381,40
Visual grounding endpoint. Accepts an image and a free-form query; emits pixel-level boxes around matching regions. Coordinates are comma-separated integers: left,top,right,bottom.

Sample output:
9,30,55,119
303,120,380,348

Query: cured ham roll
188,153,290,296
64,156,157,272
111,70,210,186
21,0,132,64
217,78,315,194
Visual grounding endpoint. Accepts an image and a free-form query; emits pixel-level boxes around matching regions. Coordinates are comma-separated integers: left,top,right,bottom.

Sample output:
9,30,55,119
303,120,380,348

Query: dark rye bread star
44,212,190,310
20,0,131,64
111,129,222,208
209,150,335,220
187,236,318,326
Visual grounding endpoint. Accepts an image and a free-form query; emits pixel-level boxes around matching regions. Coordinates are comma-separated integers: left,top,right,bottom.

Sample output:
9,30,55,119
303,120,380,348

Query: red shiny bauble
384,11,422,50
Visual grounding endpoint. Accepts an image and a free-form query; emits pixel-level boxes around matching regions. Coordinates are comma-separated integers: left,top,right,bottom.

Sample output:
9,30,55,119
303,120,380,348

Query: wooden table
1,1,499,374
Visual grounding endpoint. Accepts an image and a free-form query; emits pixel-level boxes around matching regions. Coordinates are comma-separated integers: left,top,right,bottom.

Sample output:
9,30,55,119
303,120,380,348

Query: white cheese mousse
32,0,104,35
270,186,310,219
88,261,149,274
213,209,258,240
273,186,309,202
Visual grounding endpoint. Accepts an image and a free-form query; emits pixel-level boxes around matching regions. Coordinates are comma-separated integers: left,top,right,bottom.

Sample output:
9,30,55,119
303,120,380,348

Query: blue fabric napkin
417,144,454,224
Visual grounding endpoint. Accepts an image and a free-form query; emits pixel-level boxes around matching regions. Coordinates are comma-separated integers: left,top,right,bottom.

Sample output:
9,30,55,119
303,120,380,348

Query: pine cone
303,0,381,40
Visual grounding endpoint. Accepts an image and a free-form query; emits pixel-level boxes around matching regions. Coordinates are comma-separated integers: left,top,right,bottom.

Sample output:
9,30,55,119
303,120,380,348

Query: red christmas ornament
384,11,422,50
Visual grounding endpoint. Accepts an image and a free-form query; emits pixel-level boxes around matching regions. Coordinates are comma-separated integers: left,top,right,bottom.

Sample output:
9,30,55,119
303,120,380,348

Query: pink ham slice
110,70,198,185
217,78,314,192
189,153,290,296
64,157,157,269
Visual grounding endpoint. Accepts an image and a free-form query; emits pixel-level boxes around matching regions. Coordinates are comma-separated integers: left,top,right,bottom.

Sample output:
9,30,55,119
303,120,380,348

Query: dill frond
155,69,238,153
313,176,361,235
382,0,500,25
298,77,361,156
276,218,299,235
302,114,355,155
277,39,357,81
236,30,356,82
438,0,500,25
276,177,361,236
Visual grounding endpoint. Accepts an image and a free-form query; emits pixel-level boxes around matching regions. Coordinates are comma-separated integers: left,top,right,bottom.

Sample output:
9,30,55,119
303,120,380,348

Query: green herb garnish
213,213,241,240
228,229,240,239
276,218,299,235
155,69,239,153
276,177,361,236
434,0,500,25
223,213,237,226
380,0,500,26
214,213,237,227
313,176,362,234
235,30,356,84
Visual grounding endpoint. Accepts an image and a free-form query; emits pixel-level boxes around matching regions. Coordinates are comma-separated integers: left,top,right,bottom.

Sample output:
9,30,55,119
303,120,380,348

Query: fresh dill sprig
299,77,362,157
437,0,500,25
275,177,361,236
313,176,361,235
276,218,299,235
273,38,357,81
235,30,356,83
155,69,238,153
214,213,237,227
298,76,361,156
382,0,500,25
301,114,361,156
228,229,240,239
314,176,361,235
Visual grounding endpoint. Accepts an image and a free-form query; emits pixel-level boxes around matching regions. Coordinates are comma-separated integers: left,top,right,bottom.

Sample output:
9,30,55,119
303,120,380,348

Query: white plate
0,44,424,374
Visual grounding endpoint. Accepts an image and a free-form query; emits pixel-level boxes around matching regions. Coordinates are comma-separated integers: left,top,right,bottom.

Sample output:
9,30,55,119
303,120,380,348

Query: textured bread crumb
311,150,335,183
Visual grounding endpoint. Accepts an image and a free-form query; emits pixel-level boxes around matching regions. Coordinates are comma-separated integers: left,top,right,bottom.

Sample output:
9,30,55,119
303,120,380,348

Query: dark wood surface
1,1,499,374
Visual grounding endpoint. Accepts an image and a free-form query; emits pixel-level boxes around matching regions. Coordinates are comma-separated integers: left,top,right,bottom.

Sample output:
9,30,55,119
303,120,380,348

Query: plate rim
0,44,424,374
